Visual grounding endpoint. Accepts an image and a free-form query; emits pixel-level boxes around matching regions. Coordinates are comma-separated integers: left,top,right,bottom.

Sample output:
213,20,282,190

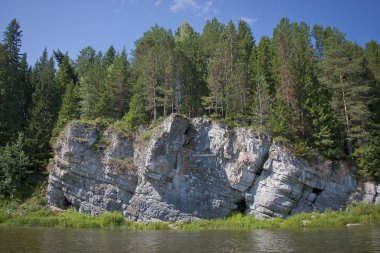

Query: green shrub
97,212,126,228
0,133,30,197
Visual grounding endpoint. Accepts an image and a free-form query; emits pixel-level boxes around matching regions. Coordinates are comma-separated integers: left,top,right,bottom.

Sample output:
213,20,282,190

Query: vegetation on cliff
0,17,379,199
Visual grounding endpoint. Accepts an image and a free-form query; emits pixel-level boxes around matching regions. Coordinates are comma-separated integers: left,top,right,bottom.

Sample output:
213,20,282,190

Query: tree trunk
340,74,352,154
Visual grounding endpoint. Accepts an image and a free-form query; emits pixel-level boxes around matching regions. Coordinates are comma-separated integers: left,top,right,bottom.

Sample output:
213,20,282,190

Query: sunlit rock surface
47,114,377,221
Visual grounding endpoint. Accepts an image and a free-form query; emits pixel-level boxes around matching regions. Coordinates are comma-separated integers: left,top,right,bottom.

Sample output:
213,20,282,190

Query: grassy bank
179,202,380,230
1,191,380,230
0,188,168,230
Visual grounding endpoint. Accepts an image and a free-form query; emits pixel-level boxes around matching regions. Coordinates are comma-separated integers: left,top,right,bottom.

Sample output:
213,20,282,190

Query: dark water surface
0,226,379,252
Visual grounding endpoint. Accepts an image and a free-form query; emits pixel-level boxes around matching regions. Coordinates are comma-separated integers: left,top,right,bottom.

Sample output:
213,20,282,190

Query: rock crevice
47,114,377,221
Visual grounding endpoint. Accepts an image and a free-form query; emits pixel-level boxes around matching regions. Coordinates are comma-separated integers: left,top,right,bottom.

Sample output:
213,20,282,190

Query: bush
0,133,30,197
353,139,380,182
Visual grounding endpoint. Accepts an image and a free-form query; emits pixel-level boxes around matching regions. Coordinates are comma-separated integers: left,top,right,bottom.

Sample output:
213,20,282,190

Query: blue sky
1,0,379,65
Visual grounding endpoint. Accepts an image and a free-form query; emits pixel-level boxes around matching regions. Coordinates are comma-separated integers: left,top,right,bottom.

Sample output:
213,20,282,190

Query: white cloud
154,0,162,6
241,17,259,24
170,0,213,15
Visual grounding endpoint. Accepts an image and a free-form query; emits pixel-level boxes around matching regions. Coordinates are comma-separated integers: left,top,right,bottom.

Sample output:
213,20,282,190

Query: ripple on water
0,226,380,253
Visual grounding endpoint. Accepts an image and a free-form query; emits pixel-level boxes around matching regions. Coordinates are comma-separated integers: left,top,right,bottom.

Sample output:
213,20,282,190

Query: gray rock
364,182,377,196
46,114,376,222
376,196,380,205
346,223,363,227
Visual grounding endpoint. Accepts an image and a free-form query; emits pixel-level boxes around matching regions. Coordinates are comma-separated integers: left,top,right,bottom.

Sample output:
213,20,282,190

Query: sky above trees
1,0,379,64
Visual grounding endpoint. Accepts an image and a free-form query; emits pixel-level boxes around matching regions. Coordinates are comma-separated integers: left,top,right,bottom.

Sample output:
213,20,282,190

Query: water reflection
0,226,379,253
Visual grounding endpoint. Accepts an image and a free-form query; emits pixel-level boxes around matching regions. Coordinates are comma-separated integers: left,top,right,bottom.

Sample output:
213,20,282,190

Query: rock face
47,114,378,222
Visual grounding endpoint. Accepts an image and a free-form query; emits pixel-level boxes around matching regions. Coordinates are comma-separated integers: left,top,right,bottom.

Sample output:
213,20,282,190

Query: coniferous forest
0,18,379,198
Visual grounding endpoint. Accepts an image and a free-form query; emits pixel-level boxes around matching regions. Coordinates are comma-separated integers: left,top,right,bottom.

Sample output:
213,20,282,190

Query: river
0,226,379,252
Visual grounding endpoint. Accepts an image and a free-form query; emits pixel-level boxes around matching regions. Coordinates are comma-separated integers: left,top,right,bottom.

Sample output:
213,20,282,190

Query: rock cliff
47,114,379,221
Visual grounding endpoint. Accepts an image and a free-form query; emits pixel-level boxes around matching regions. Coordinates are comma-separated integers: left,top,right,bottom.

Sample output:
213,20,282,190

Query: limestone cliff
47,114,380,221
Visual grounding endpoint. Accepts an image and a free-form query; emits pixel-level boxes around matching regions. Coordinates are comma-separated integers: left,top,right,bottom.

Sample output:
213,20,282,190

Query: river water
0,226,379,252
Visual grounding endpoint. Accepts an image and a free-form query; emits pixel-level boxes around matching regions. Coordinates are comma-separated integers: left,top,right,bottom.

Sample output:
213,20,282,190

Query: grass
138,129,153,142
178,202,380,231
0,206,169,230
1,188,380,231
107,157,136,173
0,187,169,230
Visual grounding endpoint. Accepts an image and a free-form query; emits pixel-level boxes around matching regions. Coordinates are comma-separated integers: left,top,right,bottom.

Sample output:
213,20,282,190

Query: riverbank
1,191,380,230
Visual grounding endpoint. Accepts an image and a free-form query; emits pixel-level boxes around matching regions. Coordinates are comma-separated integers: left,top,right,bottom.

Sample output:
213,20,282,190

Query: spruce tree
76,46,102,119
232,20,254,123
95,48,131,119
0,19,29,145
26,49,58,170
123,80,148,129
0,133,30,197
51,55,79,142
270,18,298,139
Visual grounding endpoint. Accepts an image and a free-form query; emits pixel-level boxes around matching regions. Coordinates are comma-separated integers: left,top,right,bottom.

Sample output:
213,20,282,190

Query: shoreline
1,201,379,231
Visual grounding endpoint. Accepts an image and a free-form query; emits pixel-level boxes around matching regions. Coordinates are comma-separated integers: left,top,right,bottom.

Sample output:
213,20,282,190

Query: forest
0,17,379,198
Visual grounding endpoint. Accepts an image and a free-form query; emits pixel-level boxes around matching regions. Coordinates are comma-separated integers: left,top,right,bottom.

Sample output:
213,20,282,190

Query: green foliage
175,21,206,117
0,133,30,197
139,130,153,142
76,46,103,119
320,30,373,155
95,48,131,120
0,19,31,145
292,142,318,160
0,16,380,190
133,25,176,121
26,49,59,170
353,135,380,181
250,75,273,133
123,83,148,129
51,55,80,144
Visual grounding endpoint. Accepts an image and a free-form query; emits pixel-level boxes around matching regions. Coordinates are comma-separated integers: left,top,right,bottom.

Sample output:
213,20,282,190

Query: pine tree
365,41,380,124
174,21,206,117
320,29,373,155
201,19,228,118
133,25,175,122
251,75,273,133
224,21,238,121
203,37,229,118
